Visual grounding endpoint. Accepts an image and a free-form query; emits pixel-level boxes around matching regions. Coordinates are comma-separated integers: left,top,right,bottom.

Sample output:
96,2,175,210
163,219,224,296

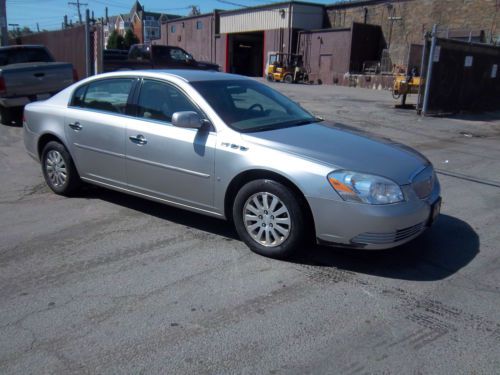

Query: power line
68,0,88,23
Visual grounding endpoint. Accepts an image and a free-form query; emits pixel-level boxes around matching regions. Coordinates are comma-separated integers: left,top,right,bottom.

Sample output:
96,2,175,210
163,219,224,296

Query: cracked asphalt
1,82,500,374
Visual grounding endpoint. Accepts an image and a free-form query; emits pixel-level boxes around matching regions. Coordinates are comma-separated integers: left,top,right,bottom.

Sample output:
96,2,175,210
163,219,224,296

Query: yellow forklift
266,52,309,84
392,67,423,107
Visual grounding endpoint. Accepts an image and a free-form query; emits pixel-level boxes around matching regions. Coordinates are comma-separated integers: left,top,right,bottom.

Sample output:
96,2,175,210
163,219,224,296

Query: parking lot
1,82,499,374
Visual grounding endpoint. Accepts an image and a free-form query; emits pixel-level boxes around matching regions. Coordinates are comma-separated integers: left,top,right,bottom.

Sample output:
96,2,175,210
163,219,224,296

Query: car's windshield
190,79,319,132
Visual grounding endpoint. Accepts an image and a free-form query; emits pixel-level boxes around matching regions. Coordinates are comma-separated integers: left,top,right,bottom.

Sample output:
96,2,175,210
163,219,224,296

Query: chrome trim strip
87,173,127,186
125,155,211,178
74,143,125,158
80,177,223,218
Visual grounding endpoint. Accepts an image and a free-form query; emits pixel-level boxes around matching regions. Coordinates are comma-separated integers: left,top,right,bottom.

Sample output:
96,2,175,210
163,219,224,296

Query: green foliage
123,29,140,50
107,29,125,50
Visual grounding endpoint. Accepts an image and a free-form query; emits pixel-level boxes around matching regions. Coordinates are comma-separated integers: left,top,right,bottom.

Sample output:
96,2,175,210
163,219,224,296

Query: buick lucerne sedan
23,70,441,258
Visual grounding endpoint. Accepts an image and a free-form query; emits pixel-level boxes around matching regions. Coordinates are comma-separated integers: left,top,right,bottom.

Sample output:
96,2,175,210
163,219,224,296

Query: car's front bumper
307,183,441,250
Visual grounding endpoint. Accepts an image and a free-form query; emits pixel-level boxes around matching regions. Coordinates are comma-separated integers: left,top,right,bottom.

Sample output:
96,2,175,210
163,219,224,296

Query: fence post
416,39,428,113
85,9,90,77
422,24,438,116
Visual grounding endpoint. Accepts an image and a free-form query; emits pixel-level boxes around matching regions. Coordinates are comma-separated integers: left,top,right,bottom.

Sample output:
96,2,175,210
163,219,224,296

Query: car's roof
96,69,249,83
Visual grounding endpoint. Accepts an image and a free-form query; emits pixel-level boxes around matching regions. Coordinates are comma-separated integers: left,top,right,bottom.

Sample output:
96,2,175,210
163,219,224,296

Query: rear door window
71,78,135,114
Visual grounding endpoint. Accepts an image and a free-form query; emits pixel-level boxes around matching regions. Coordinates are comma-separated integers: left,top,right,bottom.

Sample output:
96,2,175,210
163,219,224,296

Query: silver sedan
23,70,441,258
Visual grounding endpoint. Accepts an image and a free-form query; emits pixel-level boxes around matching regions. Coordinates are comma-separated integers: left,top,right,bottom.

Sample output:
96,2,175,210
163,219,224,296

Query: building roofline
326,0,414,10
219,1,324,16
165,11,220,23
298,26,352,33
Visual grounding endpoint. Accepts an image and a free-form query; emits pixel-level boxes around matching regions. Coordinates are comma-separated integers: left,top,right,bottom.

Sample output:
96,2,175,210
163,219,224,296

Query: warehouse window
196,21,203,30
170,25,176,33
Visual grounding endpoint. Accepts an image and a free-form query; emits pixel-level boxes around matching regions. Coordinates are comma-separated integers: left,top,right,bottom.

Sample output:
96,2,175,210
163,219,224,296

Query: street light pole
8,23,19,38
0,0,8,46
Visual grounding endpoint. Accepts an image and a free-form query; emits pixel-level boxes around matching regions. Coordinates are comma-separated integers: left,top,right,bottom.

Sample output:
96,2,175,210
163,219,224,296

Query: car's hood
241,121,429,185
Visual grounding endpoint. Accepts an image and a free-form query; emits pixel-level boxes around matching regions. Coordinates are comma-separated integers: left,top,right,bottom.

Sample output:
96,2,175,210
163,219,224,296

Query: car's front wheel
41,141,81,196
233,179,306,259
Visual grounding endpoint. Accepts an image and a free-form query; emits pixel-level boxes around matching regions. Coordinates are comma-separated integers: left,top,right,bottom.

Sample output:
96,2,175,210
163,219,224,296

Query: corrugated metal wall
220,6,291,34
160,14,216,63
298,28,352,84
425,38,500,113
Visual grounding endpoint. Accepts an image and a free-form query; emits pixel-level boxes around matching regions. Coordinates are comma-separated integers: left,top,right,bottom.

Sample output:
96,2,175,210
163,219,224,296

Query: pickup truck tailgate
0,62,73,97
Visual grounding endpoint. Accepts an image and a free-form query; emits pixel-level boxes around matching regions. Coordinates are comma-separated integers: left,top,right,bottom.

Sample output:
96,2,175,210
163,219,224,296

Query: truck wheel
0,106,13,125
233,179,306,259
284,74,293,84
267,74,274,82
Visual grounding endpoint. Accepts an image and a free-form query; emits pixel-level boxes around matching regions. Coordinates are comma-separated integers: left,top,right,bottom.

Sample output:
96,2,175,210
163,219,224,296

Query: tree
123,29,140,50
107,29,125,50
188,5,201,16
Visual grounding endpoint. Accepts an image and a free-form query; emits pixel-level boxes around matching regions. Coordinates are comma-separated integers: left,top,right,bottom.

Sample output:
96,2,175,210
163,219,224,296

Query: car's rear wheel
233,179,305,259
41,141,81,196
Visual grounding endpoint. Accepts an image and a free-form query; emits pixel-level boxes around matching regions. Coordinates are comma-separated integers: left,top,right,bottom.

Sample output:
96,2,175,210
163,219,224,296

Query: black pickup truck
103,44,219,72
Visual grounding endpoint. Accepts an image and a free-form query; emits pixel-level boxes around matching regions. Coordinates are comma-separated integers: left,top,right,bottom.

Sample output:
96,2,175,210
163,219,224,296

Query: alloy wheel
45,150,67,187
243,192,291,247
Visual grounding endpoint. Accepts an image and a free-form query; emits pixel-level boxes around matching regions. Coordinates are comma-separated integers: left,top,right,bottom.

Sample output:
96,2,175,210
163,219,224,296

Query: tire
233,179,306,259
41,141,81,196
266,74,275,82
0,105,13,125
283,74,293,84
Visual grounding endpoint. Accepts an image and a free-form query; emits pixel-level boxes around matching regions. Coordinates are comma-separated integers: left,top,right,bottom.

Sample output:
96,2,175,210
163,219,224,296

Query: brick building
326,0,500,71
154,0,498,85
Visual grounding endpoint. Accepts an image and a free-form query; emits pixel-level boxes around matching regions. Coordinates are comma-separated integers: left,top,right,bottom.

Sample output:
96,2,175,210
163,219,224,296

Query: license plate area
427,197,441,226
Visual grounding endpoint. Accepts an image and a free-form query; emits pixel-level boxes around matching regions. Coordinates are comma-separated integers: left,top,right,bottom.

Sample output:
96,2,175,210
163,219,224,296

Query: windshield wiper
242,117,322,133
289,117,323,127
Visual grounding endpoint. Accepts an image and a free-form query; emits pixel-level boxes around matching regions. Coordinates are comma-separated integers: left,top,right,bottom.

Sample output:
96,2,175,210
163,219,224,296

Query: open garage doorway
227,32,264,77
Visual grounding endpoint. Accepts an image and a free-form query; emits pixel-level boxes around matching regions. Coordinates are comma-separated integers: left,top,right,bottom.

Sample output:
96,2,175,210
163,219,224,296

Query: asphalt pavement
1,82,499,374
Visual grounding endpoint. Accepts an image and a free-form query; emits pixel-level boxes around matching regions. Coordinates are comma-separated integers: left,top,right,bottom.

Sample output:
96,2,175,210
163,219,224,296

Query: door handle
68,122,82,131
129,135,147,145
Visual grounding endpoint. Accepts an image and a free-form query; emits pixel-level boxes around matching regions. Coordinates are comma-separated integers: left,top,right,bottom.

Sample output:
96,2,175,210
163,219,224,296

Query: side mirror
172,111,204,129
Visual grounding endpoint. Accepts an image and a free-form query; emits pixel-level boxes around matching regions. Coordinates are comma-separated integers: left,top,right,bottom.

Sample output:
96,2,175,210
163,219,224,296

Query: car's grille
412,166,435,199
351,222,425,245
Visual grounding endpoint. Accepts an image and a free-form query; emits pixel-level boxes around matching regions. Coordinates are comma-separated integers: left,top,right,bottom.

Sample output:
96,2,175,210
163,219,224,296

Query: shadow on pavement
446,110,500,123
79,185,239,240
81,186,478,282
291,214,479,282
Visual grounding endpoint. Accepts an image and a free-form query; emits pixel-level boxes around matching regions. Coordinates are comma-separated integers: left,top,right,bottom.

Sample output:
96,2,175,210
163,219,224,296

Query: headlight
328,170,404,205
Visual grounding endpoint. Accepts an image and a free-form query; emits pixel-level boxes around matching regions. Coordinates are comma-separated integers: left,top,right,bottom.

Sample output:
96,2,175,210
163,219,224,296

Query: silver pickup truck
0,45,76,124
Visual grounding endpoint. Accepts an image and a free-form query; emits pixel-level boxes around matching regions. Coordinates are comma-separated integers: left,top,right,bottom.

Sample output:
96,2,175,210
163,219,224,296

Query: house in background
104,1,180,48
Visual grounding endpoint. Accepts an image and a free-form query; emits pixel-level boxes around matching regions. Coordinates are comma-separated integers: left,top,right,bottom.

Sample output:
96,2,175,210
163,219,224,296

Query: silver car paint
24,70,440,249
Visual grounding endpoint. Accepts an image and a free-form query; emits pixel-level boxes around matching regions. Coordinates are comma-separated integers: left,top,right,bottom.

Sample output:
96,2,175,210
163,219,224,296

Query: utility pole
0,0,8,46
36,22,40,32
68,0,88,24
84,8,90,76
9,23,19,37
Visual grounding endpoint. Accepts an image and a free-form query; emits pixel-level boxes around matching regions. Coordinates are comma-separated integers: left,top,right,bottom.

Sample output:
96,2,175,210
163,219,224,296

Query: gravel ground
1,81,499,374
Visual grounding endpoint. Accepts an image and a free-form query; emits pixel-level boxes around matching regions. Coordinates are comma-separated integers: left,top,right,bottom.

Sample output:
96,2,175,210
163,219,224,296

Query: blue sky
7,0,337,31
